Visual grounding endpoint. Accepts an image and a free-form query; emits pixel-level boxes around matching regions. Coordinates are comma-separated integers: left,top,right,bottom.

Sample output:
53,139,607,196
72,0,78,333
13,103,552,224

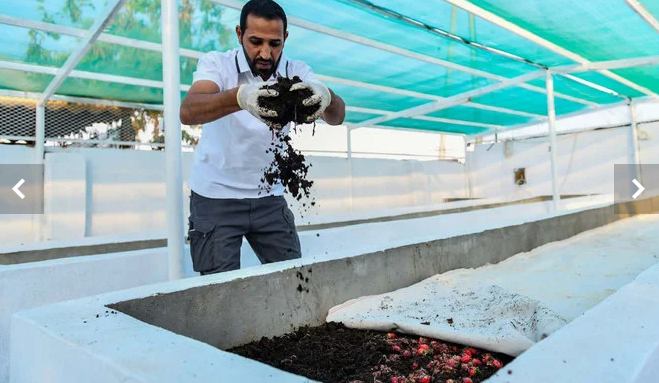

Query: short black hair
240,0,287,33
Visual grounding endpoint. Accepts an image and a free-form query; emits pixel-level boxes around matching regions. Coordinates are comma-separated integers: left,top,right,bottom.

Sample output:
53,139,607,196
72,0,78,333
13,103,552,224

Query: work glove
290,80,332,123
236,82,279,127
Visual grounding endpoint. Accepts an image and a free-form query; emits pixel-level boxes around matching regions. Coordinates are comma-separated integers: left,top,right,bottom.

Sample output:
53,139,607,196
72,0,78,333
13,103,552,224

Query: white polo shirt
188,48,318,199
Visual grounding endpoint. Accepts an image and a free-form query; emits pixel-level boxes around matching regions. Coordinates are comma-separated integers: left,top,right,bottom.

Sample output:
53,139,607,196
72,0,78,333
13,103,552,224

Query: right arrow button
632,179,645,200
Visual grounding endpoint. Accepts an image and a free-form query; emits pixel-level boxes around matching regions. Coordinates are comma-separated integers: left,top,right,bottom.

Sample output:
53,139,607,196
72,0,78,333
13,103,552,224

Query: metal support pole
629,101,641,182
546,71,561,212
346,126,354,212
33,104,46,242
35,104,45,164
346,126,353,159
464,138,473,199
162,0,185,280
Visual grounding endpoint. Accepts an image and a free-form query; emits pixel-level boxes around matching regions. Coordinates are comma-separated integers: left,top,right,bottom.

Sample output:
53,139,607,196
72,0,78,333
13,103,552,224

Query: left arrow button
13,179,25,199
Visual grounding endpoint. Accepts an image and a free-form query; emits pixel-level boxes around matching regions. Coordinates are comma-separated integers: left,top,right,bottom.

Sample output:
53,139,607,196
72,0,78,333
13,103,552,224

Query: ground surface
228,322,512,383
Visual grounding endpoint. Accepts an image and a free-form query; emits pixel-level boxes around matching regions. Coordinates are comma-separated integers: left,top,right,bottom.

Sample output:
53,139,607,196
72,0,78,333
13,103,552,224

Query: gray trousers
188,191,301,275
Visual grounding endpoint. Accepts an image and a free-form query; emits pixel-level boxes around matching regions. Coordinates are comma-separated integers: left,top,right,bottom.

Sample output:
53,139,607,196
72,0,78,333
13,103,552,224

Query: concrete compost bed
9,195,659,383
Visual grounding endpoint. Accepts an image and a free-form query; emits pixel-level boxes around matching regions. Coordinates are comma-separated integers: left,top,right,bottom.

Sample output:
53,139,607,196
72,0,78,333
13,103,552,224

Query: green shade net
1,0,658,137
468,0,659,62
344,110,383,124
426,105,532,126
0,69,54,93
381,118,488,135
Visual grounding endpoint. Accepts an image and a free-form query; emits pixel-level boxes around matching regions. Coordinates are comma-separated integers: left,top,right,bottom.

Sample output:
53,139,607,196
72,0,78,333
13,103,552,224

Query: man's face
236,14,288,80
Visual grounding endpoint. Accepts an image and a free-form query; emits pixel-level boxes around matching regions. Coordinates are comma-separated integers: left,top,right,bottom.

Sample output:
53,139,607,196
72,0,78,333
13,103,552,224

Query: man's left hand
290,80,332,123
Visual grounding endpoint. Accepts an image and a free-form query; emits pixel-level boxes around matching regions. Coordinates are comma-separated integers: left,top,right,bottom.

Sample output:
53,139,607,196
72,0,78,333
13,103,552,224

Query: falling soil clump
259,75,318,127
258,76,319,214
261,132,315,204
228,322,513,383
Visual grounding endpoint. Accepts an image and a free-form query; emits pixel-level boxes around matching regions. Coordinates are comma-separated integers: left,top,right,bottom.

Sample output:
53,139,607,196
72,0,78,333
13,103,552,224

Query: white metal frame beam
162,0,185,280
0,89,165,111
345,106,504,130
318,74,544,119
0,15,542,119
0,15,203,59
554,56,659,74
207,0,595,106
624,0,659,34
628,101,642,182
546,71,561,211
351,69,547,128
442,0,659,99
38,0,127,103
0,60,191,91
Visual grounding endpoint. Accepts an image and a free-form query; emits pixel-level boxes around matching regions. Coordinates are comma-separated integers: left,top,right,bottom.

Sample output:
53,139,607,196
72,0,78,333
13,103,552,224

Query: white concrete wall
0,147,467,247
467,124,652,200
0,249,169,383
0,146,38,246
2,120,656,247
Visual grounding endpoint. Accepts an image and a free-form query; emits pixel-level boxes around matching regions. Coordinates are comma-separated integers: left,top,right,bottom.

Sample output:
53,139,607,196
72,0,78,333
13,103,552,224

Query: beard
243,48,280,79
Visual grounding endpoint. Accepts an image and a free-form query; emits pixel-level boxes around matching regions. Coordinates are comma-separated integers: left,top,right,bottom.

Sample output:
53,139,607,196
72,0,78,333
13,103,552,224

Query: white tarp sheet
327,215,659,356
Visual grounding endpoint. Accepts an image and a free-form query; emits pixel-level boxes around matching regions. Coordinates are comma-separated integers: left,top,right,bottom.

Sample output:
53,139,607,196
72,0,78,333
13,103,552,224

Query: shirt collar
235,48,289,79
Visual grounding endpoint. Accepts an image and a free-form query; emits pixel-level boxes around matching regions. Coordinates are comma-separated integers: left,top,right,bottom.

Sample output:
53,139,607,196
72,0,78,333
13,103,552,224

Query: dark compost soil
228,322,514,383
258,76,318,212
260,132,315,203
259,75,318,127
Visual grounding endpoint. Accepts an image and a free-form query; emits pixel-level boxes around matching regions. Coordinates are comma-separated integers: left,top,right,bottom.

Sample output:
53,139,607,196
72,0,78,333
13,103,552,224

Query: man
180,0,345,275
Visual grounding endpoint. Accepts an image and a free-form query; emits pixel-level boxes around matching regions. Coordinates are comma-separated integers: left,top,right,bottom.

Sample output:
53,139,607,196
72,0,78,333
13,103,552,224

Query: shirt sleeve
192,52,223,89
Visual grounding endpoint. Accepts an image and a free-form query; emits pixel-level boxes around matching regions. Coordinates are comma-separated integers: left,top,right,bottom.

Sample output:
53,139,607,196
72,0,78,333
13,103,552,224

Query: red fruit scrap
412,362,419,370
387,333,397,339
472,359,482,366
426,362,435,370
468,367,478,377
452,346,459,352
446,359,458,368
391,378,399,383
466,348,478,356
435,344,449,353
403,350,412,358
418,376,431,383
493,359,503,369
460,354,471,363
392,345,402,352
462,378,473,383
441,365,455,374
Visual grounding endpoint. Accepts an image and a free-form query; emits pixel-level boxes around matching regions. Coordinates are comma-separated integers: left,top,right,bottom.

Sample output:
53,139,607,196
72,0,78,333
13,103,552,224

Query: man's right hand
236,82,279,126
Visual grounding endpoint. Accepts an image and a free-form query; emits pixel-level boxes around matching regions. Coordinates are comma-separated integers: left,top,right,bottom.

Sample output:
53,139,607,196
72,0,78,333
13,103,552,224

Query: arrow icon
13,179,25,199
632,179,645,200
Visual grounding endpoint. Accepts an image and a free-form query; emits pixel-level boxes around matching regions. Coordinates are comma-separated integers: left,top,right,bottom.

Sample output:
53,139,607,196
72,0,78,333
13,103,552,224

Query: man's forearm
322,88,346,126
180,88,241,125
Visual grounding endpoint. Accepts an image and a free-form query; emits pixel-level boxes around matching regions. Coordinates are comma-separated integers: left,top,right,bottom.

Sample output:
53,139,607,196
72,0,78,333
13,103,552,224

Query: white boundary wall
468,121,659,199
0,149,467,247
2,120,658,247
